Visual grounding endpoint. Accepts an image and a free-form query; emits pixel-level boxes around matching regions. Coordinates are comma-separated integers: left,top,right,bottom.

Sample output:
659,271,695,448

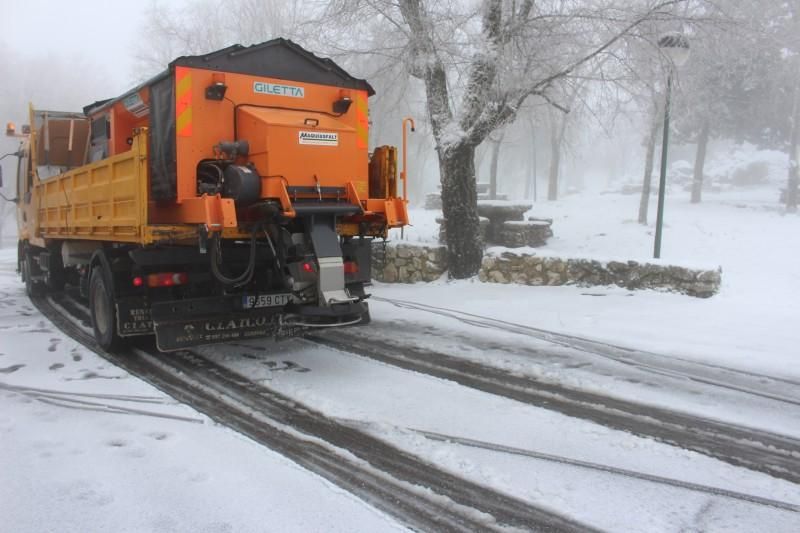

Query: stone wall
371,242,447,283
478,251,721,298
371,243,721,297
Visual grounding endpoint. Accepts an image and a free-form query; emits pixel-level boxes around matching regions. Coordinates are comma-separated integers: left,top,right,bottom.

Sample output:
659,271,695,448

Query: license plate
242,293,292,309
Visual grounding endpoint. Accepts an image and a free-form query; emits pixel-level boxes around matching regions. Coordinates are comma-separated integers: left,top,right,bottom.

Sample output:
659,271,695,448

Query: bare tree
390,0,688,277
638,106,663,223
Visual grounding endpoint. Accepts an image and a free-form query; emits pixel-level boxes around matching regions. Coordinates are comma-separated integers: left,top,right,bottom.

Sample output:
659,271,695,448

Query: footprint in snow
49,363,64,371
0,364,25,374
147,432,169,441
66,371,124,381
260,360,310,373
106,439,128,448
72,350,82,362
48,338,61,352
27,321,52,333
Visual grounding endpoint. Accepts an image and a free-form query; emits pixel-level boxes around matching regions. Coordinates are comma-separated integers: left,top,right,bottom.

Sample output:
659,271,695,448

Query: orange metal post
401,117,415,201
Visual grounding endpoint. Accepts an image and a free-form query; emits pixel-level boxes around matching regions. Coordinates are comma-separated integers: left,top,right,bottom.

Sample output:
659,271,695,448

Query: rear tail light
142,272,189,288
343,261,359,274
302,261,316,273
132,276,144,287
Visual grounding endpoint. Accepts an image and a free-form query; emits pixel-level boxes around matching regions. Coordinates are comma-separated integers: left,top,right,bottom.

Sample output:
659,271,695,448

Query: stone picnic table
437,200,554,248
476,200,533,241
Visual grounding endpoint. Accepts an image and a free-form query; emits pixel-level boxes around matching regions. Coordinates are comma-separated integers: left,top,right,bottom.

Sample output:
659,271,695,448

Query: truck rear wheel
89,265,120,350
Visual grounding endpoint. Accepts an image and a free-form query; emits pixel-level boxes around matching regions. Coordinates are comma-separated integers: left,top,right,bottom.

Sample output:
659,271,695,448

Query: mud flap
153,311,280,352
116,298,154,337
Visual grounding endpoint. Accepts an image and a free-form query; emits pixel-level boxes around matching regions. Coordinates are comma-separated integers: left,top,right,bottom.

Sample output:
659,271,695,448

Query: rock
489,270,508,283
398,267,410,283
697,269,722,283
511,272,528,284
396,245,412,259
383,264,398,283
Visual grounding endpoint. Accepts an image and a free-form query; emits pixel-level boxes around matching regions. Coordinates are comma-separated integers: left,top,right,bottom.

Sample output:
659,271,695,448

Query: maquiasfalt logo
298,131,339,146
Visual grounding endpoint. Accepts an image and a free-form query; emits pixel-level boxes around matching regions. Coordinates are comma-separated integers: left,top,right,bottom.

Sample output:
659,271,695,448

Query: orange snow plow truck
6,39,411,351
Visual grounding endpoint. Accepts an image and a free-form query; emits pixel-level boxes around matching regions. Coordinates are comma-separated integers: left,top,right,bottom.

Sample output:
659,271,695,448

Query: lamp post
653,32,690,259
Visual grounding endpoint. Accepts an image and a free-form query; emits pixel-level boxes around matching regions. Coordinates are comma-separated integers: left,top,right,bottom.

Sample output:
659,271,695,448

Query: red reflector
343,261,359,274
146,272,189,288
302,262,315,273
132,276,144,287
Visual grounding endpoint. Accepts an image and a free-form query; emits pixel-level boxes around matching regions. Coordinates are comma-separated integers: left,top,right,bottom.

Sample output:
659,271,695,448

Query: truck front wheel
89,266,120,350
22,253,43,297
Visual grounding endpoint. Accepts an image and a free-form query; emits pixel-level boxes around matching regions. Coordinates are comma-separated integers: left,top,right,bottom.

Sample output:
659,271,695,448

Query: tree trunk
547,109,569,201
638,113,661,224
787,80,800,213
691,120,710,204
488,130,504,200
439,143,483,278
524,115,537,201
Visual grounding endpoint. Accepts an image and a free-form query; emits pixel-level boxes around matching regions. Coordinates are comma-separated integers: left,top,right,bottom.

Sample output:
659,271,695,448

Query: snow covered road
0,252,402,533
2,235,799,532
194,335,800,532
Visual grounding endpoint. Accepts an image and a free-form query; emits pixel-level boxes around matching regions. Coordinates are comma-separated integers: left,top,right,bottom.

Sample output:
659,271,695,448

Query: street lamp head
658,32,690,68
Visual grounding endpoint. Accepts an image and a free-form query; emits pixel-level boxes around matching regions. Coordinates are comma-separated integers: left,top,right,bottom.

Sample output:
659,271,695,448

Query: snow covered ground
0,250,401,533
390,187,800,378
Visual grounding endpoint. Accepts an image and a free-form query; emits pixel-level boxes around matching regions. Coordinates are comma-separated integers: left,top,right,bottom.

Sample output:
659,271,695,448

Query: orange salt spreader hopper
82,38,410,238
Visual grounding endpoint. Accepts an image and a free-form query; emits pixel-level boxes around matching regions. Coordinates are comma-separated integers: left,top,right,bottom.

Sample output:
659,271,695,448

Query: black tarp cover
143,38,374,203
149,75,177,201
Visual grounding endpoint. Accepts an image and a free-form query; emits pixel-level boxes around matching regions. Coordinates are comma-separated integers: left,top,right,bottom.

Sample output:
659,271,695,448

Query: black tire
89,265,121,350
23,254,43,297
359,306,371,325
45,249,66,292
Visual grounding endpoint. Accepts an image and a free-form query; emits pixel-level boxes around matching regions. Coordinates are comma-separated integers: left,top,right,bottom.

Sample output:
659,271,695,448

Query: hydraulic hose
209,224,260,287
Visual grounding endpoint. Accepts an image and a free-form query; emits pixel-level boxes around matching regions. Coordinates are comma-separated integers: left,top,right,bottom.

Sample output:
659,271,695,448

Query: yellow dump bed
34,130,148,243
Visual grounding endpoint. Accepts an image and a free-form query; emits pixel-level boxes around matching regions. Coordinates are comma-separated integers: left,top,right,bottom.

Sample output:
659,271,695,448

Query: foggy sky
1,0,152,93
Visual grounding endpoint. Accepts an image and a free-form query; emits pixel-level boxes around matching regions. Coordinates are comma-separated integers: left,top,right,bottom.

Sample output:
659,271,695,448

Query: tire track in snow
312,330,800,486
372,296,800,406
31,293,593,533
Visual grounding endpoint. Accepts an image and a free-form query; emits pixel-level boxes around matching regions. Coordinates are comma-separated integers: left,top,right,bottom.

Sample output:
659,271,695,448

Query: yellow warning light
5,122,15,136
